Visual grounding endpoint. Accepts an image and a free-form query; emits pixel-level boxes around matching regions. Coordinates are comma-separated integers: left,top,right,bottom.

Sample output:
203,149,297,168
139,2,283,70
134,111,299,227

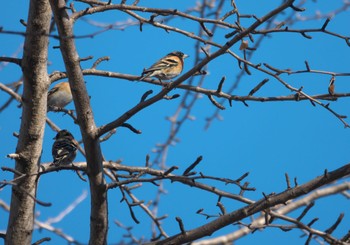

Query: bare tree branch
147,163,350,244
193,182,350,244
49,0,108,244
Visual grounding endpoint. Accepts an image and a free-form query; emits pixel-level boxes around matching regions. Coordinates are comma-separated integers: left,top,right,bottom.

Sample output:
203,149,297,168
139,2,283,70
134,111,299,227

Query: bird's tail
139,69,149,81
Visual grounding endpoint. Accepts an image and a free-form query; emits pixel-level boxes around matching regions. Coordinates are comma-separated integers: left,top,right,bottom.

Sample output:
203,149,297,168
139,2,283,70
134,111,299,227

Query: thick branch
49,0,108,244
146,163,350,244
194,182,350,244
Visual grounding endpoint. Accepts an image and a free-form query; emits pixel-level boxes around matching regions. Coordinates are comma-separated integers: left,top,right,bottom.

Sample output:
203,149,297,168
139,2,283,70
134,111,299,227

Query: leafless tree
1,0,350,244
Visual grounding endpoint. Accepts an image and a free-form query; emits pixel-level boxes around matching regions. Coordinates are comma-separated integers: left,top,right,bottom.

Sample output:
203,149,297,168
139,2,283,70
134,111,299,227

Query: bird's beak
183,54,189,59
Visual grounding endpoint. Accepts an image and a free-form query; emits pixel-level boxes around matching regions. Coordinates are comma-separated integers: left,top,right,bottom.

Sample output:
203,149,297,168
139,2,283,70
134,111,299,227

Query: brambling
328,76,335,95
140,51,188,81
52,129,78,165
47,82,73,111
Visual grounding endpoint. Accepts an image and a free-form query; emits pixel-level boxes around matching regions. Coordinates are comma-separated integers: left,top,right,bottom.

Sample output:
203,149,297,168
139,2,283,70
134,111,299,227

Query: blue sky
1,1,350,244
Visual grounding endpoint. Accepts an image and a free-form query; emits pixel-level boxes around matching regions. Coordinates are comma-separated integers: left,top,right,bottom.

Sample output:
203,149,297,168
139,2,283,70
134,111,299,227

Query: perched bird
47,82,73,111
328,76,335,96
140,51,188,81
52,129,78,165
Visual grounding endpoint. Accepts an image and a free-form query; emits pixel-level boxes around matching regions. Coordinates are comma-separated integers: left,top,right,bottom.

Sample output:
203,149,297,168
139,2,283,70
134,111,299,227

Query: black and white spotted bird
52,129,78,165
140,51,188,81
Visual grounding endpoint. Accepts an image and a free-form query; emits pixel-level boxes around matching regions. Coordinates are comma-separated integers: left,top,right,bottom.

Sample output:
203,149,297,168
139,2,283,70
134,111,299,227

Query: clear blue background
1,1,350,244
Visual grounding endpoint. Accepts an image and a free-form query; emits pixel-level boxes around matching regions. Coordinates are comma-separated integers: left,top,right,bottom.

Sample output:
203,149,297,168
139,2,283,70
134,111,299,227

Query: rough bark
5,0,51,244
49,1,108,244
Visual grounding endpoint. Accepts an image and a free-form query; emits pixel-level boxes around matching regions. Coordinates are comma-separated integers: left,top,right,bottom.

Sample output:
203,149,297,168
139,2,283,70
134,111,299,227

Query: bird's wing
48,86,59,96
52,140,77,163
142,57,180,74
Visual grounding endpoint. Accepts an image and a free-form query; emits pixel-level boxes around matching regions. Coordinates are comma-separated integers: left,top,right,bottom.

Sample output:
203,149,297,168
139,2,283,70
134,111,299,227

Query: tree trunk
6,0,51,244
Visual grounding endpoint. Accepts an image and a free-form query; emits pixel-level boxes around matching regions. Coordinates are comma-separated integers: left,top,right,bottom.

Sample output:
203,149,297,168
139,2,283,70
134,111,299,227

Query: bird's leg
49,105,64,112
164,80,173,90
